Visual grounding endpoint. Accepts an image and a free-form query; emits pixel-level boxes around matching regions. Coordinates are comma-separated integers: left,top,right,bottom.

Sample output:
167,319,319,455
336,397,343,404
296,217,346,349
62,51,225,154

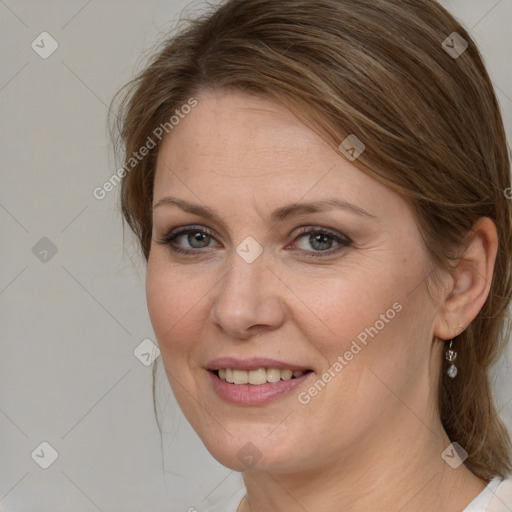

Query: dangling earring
445,339,458,378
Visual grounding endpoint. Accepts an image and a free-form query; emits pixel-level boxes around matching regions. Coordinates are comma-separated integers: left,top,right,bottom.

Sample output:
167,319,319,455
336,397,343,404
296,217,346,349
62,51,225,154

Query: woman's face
147,89,444,473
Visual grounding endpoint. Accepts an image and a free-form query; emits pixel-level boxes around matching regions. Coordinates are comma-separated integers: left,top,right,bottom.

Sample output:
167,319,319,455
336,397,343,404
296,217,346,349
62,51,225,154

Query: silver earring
445,339,458,378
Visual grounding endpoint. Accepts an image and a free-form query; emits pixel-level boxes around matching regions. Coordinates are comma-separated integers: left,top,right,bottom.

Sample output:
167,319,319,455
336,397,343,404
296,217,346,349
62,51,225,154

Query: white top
205,477,512,512
463,477,512,512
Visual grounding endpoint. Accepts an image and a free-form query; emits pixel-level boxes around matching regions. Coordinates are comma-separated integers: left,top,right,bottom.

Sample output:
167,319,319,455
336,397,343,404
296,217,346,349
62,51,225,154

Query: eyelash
156,225,352,258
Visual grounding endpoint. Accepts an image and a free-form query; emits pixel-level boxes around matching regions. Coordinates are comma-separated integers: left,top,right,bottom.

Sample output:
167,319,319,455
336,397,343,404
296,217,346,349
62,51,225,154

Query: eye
156,225,351,258
156,225,220,254
290,227,352,257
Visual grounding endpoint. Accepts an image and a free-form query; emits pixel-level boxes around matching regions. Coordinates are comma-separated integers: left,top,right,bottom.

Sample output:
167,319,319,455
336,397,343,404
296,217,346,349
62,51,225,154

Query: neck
239,415,486,512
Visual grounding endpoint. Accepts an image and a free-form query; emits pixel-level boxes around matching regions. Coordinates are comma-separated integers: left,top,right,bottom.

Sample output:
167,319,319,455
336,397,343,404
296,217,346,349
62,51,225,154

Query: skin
146,89,496,511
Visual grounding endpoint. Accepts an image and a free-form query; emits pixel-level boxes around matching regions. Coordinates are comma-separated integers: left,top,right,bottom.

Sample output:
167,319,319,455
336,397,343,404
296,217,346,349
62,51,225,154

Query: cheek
290,252,431,376
288,267,397,348
145,255,205,363
289,276,432,446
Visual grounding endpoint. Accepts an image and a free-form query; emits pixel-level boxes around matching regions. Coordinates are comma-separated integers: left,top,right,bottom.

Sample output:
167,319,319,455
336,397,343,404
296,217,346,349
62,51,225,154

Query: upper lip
206,357,312,372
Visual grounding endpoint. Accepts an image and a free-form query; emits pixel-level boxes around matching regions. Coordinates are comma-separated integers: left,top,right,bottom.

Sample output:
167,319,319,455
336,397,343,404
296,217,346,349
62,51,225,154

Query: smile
207,359,314,405
216,368,307,385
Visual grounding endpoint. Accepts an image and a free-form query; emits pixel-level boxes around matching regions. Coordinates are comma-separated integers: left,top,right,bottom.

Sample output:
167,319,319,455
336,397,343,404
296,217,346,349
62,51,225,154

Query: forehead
158,90,327,170
156,91,348,187
152,90,405,222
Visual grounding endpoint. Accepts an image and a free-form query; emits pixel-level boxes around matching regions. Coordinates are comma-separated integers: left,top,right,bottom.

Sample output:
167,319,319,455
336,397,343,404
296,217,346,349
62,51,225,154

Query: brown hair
111,0,512,479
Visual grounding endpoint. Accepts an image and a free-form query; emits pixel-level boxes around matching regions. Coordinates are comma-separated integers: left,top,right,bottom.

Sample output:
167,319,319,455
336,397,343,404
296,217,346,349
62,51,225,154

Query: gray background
0,1,511,511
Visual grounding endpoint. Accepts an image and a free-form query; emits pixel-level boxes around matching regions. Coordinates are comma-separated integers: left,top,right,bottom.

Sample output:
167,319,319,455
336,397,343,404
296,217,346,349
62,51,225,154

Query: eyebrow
153,196,377,223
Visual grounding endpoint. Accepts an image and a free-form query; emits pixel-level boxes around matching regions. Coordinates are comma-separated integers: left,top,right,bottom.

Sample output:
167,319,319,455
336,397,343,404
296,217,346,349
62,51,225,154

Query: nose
209,253,287,340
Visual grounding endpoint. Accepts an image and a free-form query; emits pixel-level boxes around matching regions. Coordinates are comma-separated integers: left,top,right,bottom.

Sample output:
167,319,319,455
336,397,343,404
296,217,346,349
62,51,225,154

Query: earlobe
434,217,498,341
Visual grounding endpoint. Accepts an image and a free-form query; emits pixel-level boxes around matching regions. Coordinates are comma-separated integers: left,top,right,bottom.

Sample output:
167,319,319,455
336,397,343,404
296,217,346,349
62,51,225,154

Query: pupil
311,233,332,251
189,232,209,248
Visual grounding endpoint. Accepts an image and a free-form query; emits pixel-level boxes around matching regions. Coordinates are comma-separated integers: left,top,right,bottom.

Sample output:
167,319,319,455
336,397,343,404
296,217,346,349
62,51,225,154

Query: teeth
280,370,293,381
266,368,281,383
233,369,249,385
216,368,306,385
248,368,267,385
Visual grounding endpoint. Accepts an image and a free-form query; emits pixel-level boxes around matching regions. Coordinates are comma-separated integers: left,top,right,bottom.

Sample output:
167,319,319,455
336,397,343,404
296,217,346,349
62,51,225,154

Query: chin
194,422,309,473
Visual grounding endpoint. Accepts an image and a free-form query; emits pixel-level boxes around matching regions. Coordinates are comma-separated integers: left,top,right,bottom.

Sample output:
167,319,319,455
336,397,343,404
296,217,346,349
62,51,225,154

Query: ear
434,217,498,341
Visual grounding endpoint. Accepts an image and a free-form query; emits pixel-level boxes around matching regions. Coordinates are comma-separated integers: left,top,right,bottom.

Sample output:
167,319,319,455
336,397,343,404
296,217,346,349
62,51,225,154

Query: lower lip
208,371,313,405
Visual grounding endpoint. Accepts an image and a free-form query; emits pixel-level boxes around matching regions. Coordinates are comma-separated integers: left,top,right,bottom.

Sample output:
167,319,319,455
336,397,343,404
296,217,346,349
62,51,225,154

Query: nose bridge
210,248,285,337
229,250,264,289
219,251,268,312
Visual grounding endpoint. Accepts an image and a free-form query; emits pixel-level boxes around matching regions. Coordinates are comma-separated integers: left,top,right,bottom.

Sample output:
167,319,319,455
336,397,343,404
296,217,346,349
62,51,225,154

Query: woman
112,0,512,510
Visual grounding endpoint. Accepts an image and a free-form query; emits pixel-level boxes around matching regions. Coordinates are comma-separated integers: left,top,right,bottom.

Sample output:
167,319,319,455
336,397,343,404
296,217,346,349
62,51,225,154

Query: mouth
206,359,314,405
213,368,311,385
